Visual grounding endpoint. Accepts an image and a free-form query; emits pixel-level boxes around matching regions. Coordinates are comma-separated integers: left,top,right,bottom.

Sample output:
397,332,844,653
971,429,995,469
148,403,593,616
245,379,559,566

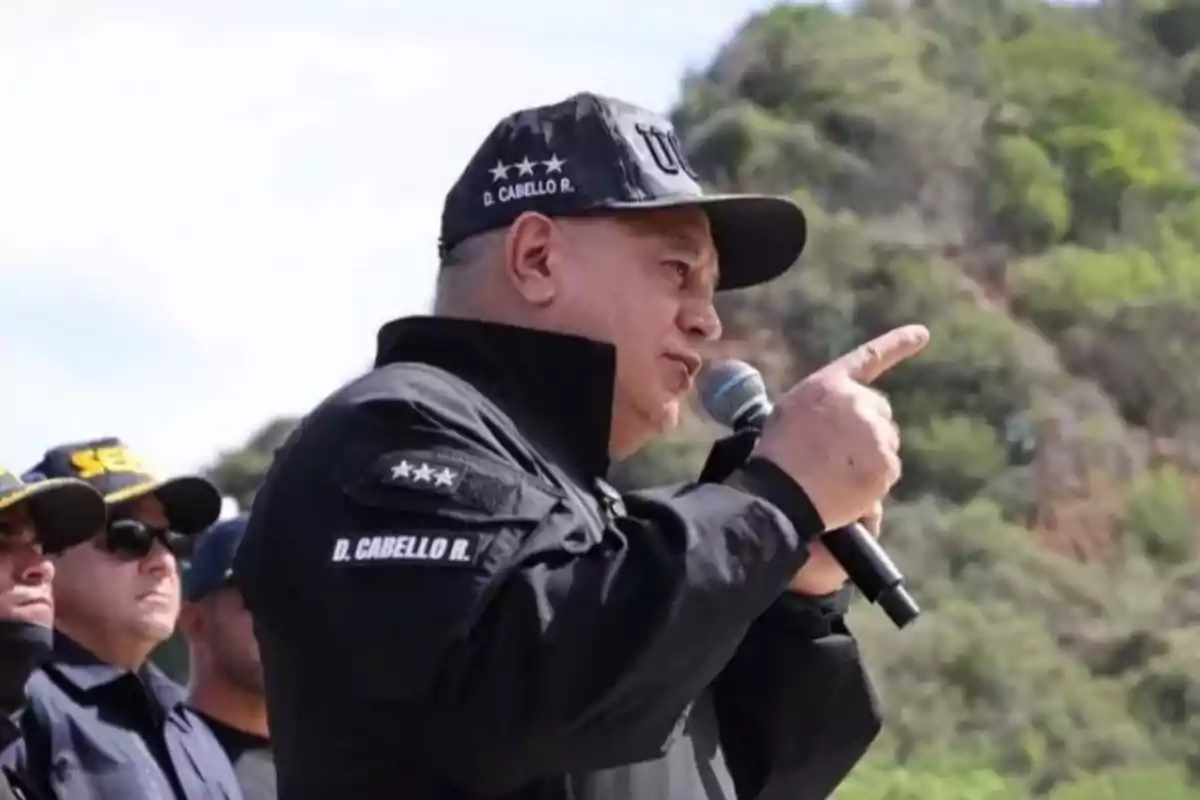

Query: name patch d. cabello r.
330,532,480,568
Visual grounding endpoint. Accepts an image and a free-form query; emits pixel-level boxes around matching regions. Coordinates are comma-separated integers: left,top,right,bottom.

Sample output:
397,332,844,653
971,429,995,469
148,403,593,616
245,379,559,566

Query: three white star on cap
488,154,567,182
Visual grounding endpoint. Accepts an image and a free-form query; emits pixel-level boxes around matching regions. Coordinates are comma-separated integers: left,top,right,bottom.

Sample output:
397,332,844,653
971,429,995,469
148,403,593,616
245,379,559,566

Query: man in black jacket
235,91,929,800
0,466,105,800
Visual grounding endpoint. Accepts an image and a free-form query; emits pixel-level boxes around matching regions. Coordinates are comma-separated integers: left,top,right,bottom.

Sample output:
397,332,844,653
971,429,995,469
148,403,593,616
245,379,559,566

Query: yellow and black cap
0,464,106,553
25,437,222,536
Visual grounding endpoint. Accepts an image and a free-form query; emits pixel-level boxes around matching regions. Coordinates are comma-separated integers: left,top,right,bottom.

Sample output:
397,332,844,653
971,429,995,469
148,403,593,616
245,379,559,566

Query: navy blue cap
439,91,807,292
182,514,247,602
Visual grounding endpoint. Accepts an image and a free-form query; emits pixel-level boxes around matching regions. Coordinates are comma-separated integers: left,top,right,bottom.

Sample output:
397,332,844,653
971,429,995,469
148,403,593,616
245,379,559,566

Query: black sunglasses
101,519,192,561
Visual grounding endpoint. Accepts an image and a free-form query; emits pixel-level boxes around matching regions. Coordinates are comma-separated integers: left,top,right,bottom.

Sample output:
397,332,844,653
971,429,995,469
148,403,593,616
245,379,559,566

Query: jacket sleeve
713,587,883,800
242,377,828,795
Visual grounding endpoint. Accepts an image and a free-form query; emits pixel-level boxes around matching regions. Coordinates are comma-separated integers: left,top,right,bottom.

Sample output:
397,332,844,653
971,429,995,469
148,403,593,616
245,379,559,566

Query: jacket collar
374,315,615,482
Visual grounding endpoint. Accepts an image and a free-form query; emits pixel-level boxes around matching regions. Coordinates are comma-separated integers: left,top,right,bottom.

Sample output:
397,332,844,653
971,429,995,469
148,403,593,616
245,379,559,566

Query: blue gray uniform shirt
1,634,243,800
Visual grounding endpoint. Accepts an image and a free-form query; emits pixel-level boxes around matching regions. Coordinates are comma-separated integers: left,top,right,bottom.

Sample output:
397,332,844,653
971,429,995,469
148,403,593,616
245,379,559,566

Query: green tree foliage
901,415,1008,503
986,134,1071,250
1124,466,1197,564
205,417,300,511
835,752,1027,799
671,0,1200,793
211,1,1200,795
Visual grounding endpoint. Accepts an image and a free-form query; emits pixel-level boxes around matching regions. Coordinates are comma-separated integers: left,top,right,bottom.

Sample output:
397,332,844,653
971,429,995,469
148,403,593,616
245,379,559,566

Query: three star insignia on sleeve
383,456,467,495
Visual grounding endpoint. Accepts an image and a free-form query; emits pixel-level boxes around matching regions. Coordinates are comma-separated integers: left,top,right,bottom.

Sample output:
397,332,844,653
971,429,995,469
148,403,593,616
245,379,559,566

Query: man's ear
503,212,559,305
177,602,204,641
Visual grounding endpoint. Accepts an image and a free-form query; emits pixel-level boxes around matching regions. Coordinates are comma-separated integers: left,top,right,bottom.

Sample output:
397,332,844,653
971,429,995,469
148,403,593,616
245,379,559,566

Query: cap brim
1,479,107,553
104,475,222,535
604,193,807,291
182,569,232,603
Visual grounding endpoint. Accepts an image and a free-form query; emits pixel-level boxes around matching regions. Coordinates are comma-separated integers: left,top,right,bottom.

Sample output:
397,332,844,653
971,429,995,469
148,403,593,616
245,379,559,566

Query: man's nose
679,300,722,343
139,538,175,578
16,550,54,586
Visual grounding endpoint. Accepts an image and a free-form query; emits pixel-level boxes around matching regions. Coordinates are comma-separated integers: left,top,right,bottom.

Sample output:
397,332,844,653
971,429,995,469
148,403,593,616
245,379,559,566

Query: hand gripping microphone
698,359,921,630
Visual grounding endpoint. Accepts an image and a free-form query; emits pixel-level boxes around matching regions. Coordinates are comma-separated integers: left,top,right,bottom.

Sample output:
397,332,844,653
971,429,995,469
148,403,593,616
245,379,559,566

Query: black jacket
0,622,51,800
234,316,882,800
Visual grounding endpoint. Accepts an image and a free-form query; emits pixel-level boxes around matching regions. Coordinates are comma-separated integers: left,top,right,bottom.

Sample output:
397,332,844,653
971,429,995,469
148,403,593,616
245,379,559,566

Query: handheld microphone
698,359,921,630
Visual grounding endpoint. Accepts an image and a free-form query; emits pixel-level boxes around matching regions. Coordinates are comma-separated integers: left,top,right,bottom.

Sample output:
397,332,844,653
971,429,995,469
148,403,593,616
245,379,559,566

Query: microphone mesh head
697,359,768,427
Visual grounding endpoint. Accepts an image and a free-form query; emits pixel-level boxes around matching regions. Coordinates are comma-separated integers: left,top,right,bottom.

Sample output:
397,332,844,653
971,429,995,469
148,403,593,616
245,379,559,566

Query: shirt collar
47,633,184,710
374,315,616,482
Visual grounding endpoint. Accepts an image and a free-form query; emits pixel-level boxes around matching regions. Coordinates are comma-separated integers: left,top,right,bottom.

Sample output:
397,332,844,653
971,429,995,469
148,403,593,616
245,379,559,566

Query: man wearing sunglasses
0,465,105,800
2,438,245,800
179,514,275,800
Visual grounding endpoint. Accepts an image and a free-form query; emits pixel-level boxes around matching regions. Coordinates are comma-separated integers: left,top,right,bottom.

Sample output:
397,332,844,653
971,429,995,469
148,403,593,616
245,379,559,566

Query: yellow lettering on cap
69,446,148,479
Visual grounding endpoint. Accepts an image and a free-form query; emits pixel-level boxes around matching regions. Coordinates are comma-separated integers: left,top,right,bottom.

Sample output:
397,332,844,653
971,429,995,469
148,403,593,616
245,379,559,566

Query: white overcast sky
0,0,803,477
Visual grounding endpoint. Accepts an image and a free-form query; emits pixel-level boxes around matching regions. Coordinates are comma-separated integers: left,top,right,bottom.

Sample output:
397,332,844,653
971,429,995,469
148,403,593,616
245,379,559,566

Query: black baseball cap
25,437,222,536
438,92,807,292
182,514,246,602
0,465,106,553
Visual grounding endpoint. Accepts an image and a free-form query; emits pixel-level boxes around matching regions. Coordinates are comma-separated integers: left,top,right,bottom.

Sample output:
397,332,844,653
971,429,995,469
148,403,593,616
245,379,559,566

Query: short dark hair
438,230,495,271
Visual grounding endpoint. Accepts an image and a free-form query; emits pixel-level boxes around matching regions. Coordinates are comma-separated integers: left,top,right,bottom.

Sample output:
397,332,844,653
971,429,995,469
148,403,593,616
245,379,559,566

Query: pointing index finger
823,325,930,385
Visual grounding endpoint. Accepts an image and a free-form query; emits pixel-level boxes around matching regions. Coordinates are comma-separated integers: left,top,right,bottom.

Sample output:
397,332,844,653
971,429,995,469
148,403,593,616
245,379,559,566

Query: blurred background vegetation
162,1,1200,796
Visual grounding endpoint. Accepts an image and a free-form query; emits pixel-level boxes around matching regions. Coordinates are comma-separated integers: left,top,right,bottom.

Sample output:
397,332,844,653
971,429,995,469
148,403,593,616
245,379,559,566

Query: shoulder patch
381,454,467,495
343,446,564,520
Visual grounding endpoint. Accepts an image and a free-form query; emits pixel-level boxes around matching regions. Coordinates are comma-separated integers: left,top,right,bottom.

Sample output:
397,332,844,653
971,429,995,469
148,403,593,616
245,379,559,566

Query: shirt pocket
49,737,170,800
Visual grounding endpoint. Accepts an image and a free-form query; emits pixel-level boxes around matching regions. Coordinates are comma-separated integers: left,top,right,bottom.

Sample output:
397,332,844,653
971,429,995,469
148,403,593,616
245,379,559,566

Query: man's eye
0,526,38,552
664,260,689,281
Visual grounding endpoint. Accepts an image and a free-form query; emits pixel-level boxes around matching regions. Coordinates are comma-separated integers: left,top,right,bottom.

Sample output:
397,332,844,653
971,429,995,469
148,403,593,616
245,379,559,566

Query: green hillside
195,1,1200,796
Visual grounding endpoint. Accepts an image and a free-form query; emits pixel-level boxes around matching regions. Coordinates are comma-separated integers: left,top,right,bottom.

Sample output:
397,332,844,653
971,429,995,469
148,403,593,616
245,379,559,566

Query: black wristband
729,456,826,545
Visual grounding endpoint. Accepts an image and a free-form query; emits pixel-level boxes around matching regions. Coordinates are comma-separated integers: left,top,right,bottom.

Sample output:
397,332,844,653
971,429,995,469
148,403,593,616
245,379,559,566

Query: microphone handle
823,522,920,629
734,404,920,629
